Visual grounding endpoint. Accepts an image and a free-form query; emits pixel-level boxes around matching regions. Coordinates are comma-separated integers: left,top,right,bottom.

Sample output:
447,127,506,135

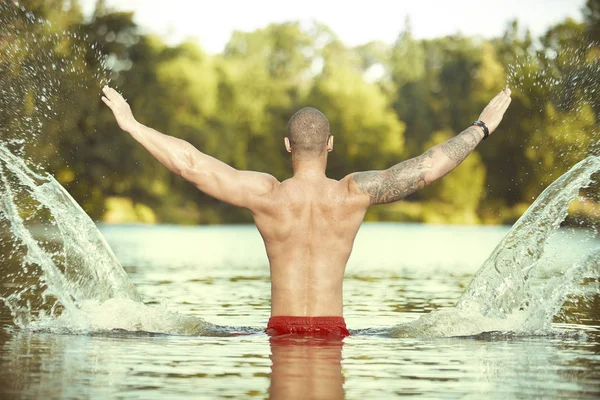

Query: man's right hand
478,88,512,136
101,86,139,133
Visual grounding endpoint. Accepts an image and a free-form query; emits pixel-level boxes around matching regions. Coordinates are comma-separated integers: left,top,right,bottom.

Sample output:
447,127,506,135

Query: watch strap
472,120,489,139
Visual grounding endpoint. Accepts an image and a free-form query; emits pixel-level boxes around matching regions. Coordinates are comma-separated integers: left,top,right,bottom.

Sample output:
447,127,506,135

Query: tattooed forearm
352,126,484,206
353,149,434,205
439,127,481,164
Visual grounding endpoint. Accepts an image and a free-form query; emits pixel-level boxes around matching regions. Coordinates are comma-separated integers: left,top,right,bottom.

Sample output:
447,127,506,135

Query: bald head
287,107,331,158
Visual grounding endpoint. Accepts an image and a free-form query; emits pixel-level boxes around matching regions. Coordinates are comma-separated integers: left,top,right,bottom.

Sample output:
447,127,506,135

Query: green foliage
584,0,600,42
422,131,486,213
307,63,405,177
2,0,599,225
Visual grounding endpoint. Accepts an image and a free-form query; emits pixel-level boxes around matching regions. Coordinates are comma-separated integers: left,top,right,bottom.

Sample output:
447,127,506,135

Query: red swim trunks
266,316,350,337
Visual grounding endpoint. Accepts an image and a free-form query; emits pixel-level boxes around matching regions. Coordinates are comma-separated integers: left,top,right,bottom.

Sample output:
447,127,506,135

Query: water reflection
269,335,345,400
1,327,599,398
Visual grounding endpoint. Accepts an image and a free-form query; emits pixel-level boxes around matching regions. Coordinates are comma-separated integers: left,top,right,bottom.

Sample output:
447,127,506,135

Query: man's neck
291,154,327,177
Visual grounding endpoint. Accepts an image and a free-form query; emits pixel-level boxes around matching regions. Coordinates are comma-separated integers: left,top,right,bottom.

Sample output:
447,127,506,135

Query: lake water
1,223,599,399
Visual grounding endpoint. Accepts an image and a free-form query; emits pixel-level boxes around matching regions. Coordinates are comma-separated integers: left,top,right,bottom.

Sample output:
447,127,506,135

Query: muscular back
253,176,367,317
102,85,511,318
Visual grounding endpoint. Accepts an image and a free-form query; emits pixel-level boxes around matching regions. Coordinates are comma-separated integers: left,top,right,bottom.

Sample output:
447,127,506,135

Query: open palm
478,88,512,135
101,86,138,133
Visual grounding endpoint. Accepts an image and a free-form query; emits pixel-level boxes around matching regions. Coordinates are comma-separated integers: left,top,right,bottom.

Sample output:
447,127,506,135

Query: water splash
457,156,600,316
0,143,140,318
505,44,600,169
388,156,600,338
0,2,110,145
1,2,598,338
0,3,217,336
0,143,219,335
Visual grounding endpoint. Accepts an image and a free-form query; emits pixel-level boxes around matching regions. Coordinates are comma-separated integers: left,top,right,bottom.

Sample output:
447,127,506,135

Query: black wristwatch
472,120,489,139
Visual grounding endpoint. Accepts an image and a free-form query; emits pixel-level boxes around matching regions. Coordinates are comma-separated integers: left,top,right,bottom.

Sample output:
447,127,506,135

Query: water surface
1,224,599,399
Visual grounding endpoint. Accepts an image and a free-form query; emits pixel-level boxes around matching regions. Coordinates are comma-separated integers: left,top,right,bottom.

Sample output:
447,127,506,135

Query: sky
79,0,587,53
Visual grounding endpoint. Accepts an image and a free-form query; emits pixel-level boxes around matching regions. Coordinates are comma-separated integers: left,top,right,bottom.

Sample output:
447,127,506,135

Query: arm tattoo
353,149,434,205
439,127,480,164
352,126,482,205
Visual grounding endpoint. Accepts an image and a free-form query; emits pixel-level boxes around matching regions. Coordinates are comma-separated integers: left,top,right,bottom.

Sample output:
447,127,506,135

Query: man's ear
284,137,292,153
327,135,334,152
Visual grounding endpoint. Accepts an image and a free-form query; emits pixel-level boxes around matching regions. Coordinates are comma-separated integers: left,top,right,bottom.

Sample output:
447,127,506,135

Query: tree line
1,0,599,225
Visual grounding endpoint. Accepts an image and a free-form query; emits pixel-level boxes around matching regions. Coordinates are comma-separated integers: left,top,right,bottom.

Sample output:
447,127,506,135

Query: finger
101,96,113,108
105,86,122,102
494,90,511,108
109,87,124,100
498,96,510,113
103,86,117,101
490,90,505,106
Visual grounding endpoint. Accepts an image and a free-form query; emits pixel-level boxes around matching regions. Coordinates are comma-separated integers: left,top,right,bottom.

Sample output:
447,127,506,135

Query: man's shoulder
246,171,280,191
337,173,361,193
338,173,372,207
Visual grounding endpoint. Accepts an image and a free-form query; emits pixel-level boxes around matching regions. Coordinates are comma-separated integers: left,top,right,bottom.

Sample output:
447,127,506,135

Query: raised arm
347,88,512,206
101,86,278,211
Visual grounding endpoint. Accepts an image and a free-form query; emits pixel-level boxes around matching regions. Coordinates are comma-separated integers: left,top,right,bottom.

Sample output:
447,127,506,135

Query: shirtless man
101,86,512,336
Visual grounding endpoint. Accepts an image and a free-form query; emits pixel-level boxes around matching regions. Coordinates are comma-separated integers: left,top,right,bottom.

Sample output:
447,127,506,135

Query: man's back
102,85,511,332
253,175,367,317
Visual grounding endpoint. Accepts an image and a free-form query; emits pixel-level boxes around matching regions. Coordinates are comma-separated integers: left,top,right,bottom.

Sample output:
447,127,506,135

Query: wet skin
101,86,511,317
